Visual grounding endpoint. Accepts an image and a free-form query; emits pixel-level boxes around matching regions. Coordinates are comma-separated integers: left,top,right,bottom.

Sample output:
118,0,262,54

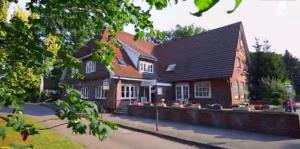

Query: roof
74,30,156,79
116,32,157,60
111,46,143,79
153,22,243,82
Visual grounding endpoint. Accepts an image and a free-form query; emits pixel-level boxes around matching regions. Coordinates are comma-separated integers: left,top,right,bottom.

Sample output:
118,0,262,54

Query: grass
0,116,86,149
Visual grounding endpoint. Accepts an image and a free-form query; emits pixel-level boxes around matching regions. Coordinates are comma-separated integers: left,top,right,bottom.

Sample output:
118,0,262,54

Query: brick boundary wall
128,105,300,138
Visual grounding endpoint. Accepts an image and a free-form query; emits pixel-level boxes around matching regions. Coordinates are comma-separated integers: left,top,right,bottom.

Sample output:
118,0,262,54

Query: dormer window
86,61,96,73
139,61,153,73
166,64,176,71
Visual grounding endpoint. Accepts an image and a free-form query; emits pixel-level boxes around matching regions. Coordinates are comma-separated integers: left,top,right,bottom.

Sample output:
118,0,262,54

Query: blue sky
11,0,300,58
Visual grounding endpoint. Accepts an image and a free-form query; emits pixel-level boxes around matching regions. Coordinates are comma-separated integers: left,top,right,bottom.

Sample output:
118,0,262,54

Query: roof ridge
155,21,242,47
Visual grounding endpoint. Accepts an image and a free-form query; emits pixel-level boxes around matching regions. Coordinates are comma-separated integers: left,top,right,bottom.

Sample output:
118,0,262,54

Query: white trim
112,76,156,82
175,83,189,100
121,84,139,100
194,81,211,98
80,87,88,99
85,61,96,73
95,85,107,99
156,82,172,86
139,61,154,73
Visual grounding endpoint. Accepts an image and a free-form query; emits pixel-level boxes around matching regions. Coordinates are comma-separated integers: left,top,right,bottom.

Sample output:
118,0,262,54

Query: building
61,22,250,111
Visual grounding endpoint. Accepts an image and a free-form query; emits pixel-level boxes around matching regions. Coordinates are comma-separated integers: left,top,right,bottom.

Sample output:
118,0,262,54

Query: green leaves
146,0,169,10
192,0,242,16
227,0,242,14
55,85,117,140
193,0,219,16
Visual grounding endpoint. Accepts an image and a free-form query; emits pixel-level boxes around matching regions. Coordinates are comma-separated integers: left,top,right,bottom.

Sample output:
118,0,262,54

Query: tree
148,24,206,44
256,78,287,105
249,38,288,100
283,50,300,98
284,50,300,79
0,0,242,147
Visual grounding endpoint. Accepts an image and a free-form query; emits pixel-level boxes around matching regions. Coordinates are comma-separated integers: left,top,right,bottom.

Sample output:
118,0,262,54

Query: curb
116,123,227,149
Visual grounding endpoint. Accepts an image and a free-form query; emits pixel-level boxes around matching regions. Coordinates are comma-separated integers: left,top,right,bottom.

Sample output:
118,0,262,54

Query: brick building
61,22,250,111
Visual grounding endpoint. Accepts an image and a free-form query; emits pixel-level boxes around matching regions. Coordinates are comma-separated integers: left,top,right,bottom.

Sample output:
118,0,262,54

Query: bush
256,78,287,104
272,98,282,105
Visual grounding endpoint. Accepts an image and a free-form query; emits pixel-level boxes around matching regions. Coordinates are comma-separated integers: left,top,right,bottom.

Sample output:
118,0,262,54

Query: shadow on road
0,103,55,116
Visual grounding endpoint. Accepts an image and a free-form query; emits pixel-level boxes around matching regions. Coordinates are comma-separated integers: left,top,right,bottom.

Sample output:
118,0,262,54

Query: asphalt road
0,104,199,149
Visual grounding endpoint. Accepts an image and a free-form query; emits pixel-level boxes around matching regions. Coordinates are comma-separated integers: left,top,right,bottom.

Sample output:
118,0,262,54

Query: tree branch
35,118,60,123
37,122,68,130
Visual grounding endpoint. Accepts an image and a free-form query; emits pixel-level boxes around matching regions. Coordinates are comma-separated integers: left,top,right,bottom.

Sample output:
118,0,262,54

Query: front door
140,86,148,103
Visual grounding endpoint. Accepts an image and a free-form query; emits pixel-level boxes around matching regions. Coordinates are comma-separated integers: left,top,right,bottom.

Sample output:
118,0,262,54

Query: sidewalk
103,114,300,149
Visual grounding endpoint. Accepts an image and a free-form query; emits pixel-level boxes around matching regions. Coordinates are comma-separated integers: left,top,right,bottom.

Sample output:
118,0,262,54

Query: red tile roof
74,30,156,79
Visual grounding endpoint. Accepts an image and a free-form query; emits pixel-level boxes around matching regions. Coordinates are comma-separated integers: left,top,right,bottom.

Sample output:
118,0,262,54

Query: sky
11,0,300,58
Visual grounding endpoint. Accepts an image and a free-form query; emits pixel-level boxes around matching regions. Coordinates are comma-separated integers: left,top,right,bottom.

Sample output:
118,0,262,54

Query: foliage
56,84,117,140
284,50,300,79
256,78,287,104
249,38,288,100
271,92,282,105
192,0,242,16
148,24,206,44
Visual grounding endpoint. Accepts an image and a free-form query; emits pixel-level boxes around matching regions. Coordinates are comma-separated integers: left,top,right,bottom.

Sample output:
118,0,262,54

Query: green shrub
272,98,282,105
256,78,287,104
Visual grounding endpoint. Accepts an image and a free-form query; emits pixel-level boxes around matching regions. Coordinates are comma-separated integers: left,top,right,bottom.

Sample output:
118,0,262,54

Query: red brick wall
169,79,232,107
115,80,140,109
129,105,300,138
230,34,249,105
71,79,116,111
64,57,110,83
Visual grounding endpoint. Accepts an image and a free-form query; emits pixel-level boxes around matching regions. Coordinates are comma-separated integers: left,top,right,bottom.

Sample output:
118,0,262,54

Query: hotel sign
140,80,157,86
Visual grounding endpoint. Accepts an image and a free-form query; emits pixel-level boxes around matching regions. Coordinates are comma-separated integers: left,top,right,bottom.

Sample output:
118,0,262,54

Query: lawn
0,115,86,149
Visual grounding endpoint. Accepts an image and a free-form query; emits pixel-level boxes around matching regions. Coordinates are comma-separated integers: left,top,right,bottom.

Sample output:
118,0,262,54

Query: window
80,87,88,99
86,61,96,73
139,61,153,73
166,64,176,71
194,81,211,98
121,84,139,99
95,86,107,99
175,83,189,100
239,82,244,99
233,81,239,99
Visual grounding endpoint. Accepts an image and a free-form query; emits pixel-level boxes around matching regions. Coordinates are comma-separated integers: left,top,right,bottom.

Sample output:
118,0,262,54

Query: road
0,104,199,149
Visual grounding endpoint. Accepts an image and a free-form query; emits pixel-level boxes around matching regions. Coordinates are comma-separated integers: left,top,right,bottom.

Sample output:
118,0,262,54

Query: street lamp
286,84,293,112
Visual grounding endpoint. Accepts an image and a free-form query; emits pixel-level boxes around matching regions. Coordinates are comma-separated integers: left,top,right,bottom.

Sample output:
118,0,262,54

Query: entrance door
140,86,148,103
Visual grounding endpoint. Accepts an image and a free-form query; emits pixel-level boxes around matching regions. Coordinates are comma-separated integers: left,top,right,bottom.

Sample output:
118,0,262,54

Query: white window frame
239,82,245,99
175,83,189,100
139,61,154,73
86,61,96,73
80,87,88,99
95,86,107,99
194,81,211,98
121,84,139,99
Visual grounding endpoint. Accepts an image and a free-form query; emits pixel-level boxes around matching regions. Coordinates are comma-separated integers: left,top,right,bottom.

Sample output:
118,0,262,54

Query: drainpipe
149,85,152,103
